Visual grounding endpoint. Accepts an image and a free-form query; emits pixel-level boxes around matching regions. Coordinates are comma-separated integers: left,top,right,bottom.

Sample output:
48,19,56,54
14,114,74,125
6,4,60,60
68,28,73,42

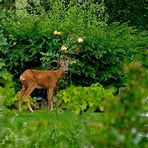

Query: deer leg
23,85,36,112
18,86,27,112
47,87,54,110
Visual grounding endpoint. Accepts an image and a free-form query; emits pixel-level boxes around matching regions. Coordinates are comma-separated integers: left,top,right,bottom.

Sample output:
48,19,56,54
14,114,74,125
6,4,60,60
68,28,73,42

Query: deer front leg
23,84,36,112
47,87,54,110
18,86,26,112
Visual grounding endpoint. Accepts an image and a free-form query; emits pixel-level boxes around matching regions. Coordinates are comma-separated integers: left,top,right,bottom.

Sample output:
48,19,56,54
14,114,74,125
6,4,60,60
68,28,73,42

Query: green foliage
0,31,17,108
57,83,115,114
0,0,15,10
0,0,147,89
0,30,8,56
0,30,8,48
0,59,17,108
71,23,148,87
104,0,148,30
0,61,147,147
136,32,148,68
96,61,148,147
0,110,101,148
0,1,147,147
122,61,148,113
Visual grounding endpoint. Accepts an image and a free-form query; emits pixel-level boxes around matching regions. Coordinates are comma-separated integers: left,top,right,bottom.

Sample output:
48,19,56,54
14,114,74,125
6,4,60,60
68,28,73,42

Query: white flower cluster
77,37,83,43
53,30,62,36
53,31,84,53
61,45,67,52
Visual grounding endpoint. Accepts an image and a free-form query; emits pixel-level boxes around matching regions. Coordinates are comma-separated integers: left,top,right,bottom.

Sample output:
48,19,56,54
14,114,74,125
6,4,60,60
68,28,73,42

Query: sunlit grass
1,109,104,147
14,109,103,129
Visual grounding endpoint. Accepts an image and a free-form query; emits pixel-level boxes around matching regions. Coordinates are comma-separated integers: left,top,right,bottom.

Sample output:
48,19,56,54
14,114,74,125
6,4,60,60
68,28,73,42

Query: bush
95,61,148,147
57,83,116,114
0,59,17,108
0,0,147,90
0,30,17,108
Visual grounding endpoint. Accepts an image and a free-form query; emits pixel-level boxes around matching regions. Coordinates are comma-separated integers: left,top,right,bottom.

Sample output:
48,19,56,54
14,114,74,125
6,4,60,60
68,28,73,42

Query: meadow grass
1,108,147,148
1,109,104,148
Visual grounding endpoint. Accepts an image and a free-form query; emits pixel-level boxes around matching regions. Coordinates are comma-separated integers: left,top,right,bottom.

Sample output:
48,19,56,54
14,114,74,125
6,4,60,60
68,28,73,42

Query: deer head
58,58,70,73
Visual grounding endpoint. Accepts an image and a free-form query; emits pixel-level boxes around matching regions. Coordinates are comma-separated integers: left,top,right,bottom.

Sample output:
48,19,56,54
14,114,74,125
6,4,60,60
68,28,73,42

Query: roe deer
18,59,69,112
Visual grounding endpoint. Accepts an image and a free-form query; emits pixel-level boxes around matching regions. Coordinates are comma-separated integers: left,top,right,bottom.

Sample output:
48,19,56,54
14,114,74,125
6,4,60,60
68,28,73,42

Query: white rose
54,31,61,36
77,37,83,43
61,45,67,52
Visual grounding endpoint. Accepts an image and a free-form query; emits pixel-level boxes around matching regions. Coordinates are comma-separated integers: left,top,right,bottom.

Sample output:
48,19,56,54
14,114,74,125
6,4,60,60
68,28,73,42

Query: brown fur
18,60,69,112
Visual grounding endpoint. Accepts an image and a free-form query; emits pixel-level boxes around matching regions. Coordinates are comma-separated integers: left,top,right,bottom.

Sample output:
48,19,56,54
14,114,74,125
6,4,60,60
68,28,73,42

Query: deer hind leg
18,86,27,112
47,87,54,110
23,84,36,112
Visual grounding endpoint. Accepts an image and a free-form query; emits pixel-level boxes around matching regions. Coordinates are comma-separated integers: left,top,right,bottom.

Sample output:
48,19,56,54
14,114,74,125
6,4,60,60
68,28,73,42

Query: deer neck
55,69,65,78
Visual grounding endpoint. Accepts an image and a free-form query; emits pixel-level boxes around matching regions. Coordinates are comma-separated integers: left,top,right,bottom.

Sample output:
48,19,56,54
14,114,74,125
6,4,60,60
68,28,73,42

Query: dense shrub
57,83,116,114
0,30,8,52
101,61,148,147
0,59,17,108
0,0,148,90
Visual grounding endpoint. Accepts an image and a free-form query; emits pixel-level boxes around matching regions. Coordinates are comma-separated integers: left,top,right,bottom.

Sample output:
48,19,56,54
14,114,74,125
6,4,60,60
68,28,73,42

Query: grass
1,108,147,148
1,109,104,148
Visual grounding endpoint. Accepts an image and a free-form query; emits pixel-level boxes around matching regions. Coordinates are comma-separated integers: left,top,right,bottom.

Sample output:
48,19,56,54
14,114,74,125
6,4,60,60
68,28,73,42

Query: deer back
20,69,64,89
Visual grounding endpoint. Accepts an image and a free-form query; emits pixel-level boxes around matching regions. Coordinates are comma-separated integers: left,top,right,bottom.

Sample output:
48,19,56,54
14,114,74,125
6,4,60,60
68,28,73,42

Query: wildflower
61,45,67,53
77,37,83,43
54,30,62,36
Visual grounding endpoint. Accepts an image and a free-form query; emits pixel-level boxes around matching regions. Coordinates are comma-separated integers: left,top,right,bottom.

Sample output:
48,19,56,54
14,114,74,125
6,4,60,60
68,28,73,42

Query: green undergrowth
57,83,116,114
0,61,147,148
1,106,147,148
1,109,105,148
